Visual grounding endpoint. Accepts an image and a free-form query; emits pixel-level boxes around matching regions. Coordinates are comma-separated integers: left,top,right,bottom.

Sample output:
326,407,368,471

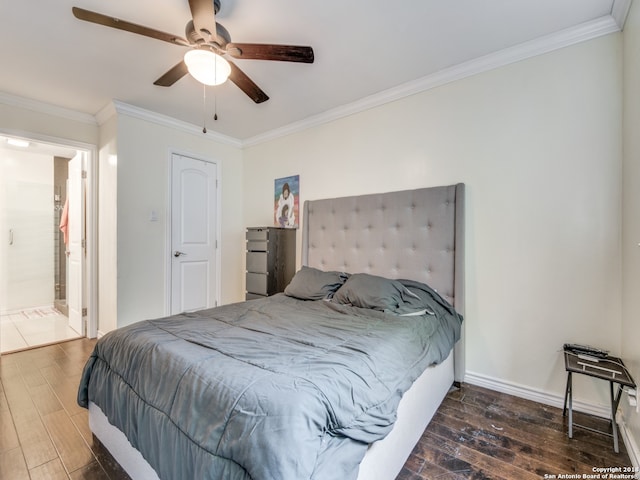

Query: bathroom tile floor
0,306,80,354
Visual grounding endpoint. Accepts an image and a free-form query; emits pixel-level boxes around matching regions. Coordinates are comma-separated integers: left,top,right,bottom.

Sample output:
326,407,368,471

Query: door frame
0,128,98,338
165,149,222,315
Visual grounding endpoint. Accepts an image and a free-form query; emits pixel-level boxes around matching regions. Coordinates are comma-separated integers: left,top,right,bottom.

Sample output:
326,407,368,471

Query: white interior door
171,154,218,314
67,153,84,335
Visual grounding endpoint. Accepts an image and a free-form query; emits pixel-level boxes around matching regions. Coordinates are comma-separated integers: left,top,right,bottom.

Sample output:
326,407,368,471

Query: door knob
174,251,187,257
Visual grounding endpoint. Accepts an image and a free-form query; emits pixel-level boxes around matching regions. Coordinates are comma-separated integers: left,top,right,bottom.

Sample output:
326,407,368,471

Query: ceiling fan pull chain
213,56,219,121
202,84,207,134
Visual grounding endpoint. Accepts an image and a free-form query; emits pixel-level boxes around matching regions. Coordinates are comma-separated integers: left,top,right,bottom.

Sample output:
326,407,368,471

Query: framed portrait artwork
274,175,299,228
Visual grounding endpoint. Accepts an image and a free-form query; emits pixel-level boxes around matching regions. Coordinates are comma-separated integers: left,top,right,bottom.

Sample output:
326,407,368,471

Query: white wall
97,115,118,334
244,34,623,407
0,149,54,311
622,0,640,460
107,112,244,328
0,102,98,146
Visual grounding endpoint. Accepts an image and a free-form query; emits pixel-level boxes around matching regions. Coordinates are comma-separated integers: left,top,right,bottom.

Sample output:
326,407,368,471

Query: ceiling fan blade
188,0,219,43
153,61,189,87
72,7,189,46
226,43,314,63
228,62,269,104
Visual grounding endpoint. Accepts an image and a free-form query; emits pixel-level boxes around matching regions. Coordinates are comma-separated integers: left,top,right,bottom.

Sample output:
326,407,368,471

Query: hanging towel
59,197,69,246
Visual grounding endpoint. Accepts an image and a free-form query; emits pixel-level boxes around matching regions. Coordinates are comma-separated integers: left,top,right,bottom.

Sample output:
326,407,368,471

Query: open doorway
0,133,96,353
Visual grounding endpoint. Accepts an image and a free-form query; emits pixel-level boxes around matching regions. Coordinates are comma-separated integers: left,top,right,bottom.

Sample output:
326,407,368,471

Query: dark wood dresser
245,227,296,300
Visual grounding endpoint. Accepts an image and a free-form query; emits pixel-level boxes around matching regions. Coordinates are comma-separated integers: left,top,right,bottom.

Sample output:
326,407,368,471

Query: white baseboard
464,370,610,418
464,371,640,475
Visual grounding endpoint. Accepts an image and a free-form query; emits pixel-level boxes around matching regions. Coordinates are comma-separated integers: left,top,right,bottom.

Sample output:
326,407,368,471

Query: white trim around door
0,128,98,339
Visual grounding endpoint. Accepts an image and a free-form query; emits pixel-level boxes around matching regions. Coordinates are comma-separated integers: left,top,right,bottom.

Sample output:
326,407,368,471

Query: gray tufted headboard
302,183,465,381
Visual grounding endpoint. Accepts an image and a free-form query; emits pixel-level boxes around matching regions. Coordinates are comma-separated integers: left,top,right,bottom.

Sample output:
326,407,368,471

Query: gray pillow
284,266,349,300
398,278,454,316
332,273,408,311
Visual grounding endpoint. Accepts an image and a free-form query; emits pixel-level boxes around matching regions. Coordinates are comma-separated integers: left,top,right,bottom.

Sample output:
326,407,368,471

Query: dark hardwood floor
398,384,633,480
0,339,633,479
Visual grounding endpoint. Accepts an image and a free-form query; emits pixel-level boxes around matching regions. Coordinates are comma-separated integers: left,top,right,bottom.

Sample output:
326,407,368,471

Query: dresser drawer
246,228,269,241
246,251,268,273
246,272,268,295
246,240,268,252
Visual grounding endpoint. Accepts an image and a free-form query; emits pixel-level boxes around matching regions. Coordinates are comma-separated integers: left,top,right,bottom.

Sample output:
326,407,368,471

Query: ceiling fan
72,0,314,104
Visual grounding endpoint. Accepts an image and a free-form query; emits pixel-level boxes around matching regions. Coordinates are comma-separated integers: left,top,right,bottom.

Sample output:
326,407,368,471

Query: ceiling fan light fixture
184,49,231,86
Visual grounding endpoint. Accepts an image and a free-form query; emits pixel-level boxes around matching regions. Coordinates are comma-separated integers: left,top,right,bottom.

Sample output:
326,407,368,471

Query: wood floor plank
0,381,9,412
56,354,87,378
42,408,95,473
0,446,30,480
13,416,60,470
28,457,69,480
51,374,86,417
397,459,463,480
29,382,66,417
40,362,68,387
421,431,542,480
19,365,48,389
70,409,93,446
396,467,424,480
0,361,20,383
69,461,112,480
2,370,59,469
0,406,20,454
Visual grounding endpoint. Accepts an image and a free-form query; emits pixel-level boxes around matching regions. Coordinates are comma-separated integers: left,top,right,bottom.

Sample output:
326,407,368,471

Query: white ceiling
0,0,629,142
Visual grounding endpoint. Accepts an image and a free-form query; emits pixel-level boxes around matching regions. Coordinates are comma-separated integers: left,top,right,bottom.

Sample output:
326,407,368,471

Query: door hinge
82,308,88,316
82,238,86,249
82,170,87,179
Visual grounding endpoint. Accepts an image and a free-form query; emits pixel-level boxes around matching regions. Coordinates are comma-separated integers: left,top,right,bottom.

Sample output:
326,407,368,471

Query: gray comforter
78,294,461,480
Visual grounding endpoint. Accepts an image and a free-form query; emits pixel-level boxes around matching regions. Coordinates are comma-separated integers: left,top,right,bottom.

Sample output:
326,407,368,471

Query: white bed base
89,402,161,480
356,351,454,480
88,351,453,480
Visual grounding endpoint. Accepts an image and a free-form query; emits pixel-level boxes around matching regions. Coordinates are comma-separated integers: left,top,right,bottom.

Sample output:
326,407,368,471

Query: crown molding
0,91,97,125
242,15,621,147
612,0,633,30
0,91,241,148
110,100,242,148
95,102,117,125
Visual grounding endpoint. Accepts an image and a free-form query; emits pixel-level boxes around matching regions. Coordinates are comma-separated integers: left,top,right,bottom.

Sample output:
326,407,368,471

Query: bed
78,183,466,480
